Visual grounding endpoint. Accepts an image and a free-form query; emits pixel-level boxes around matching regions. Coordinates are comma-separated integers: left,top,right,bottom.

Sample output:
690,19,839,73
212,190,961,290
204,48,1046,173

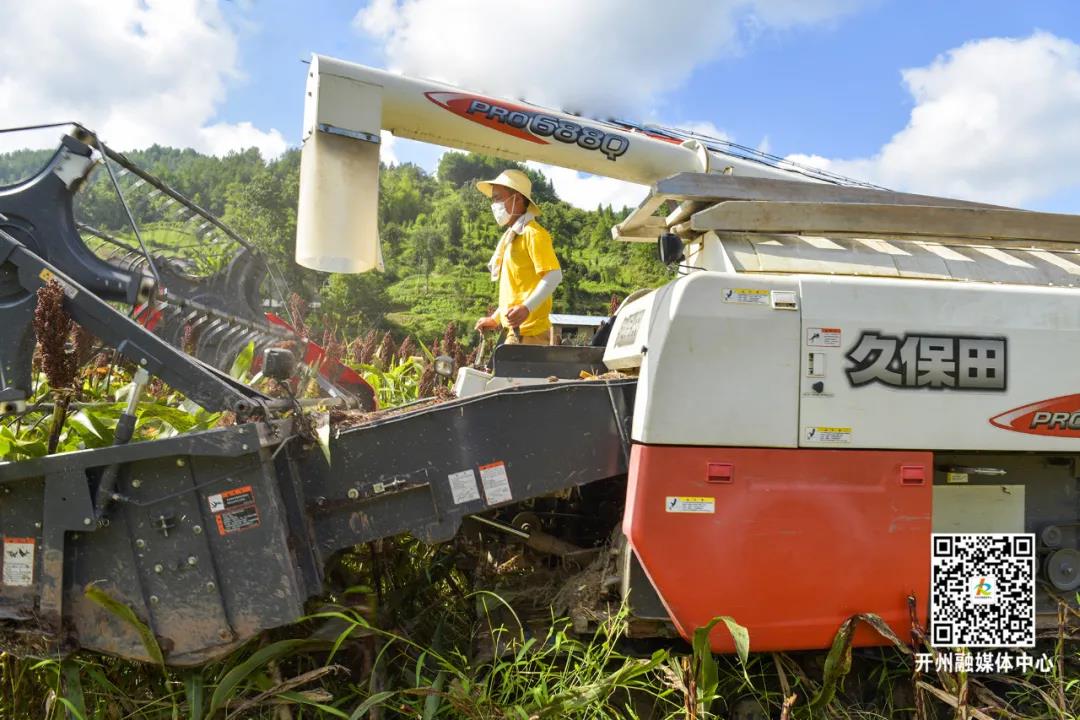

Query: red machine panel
623,445,932,652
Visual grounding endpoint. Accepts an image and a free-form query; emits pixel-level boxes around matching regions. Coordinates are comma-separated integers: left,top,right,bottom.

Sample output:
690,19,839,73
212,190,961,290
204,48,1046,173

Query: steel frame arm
0,134,152,304
0,227,275,416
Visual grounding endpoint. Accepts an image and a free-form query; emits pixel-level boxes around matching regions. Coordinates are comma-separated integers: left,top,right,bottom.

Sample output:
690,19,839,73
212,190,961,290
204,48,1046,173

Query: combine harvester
0,55,1077,665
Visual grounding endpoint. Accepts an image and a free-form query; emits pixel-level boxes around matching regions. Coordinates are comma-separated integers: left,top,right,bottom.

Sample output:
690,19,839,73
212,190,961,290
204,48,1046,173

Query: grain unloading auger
1,55,1080,667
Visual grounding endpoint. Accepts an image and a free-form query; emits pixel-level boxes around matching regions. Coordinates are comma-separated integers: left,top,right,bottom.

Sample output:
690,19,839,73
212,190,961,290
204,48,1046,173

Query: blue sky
685,1,1078,159
5,1,1080,211
222,1,1077,162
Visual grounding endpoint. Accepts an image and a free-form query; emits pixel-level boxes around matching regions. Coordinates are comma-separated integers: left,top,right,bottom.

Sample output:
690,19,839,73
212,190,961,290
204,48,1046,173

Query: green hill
0,142,670,342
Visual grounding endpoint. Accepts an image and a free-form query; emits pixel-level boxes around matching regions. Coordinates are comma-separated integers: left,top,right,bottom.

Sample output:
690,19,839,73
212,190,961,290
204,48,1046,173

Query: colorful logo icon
971,575,997,602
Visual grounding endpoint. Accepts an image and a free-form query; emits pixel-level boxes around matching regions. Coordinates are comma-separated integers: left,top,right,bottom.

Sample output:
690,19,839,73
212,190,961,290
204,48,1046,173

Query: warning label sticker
723,288,770,305
804,426,853,443
479,462,513,505
38,269,77,299
807,327,842,347
216,506,260,535
448,469,480,504
665,496,715,514
208,486,260,536
208,486,254,514
3,537,35,586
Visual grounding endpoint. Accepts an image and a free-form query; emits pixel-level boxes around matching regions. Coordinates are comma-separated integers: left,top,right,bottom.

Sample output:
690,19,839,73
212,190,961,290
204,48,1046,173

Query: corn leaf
207,638,327,716
348,690,398,720
229,341,256,380
84,584,164,666
315,411,331,466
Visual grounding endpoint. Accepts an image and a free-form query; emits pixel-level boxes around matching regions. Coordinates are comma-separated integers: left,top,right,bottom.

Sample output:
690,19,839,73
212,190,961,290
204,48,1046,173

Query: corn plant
2,325,1077,718
0,366,222,462
356,357,424,407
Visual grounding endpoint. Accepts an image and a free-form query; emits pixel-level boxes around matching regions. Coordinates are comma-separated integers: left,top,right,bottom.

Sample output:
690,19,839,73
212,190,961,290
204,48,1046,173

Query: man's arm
505,227,562,326
505,269,562,326
475,306,502,331
522,268,563,311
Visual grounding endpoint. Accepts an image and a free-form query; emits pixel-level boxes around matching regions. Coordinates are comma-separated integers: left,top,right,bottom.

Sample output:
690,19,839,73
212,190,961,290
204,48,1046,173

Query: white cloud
354,0,862,118
527,163,648,211
529,119,729,210
355,1,859,207
667,121,732,143
0,0,287,158
786,32,1080,207
380,130,400,165
200,122,288,159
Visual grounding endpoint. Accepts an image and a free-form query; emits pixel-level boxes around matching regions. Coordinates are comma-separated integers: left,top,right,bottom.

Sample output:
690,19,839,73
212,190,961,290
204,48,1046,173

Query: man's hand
505,304,530,327
474,315,500,331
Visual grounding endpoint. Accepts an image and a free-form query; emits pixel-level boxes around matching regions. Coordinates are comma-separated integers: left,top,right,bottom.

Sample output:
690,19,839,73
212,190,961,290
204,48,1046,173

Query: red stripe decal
990,394,1080,437
425,91,549,145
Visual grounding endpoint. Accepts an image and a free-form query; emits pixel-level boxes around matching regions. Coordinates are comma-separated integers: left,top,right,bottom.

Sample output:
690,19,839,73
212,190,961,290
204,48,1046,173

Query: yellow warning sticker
722,288,770,305
38,269,77,298
665,496,715,513
804,426,852,443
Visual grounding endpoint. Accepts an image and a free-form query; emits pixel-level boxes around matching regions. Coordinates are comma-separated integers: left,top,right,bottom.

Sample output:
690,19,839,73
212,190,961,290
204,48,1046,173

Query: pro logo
425,92,630,161
989,394,1080,438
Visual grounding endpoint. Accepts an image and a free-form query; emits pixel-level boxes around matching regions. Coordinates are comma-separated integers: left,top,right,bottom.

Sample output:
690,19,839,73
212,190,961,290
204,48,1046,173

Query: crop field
0,292,1076,719
6,0,1080,712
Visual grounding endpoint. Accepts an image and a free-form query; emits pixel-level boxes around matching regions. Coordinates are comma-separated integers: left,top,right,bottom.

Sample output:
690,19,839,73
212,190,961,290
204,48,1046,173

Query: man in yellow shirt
473,169,563,345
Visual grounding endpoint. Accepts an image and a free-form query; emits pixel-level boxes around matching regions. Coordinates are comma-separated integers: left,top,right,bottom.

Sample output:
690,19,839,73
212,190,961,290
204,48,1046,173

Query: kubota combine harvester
0,54,1078,665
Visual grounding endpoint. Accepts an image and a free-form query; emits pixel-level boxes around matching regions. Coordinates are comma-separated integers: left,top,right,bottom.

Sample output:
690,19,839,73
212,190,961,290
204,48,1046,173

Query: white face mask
491,200,513,227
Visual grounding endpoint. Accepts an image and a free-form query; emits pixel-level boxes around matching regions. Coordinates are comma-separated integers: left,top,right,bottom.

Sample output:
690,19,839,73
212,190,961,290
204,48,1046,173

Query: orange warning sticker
807,327,842,347
207,485,261,535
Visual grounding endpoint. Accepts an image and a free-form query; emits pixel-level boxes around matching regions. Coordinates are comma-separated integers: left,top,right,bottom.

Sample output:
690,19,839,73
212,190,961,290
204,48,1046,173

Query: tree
319,272,393,335
0,143,673,344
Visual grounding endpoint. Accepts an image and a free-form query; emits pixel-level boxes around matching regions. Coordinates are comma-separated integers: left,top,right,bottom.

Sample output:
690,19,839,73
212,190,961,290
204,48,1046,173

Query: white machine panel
603,291,655,370
798,276,1080,450
932,485,1026,533
617,273,802,447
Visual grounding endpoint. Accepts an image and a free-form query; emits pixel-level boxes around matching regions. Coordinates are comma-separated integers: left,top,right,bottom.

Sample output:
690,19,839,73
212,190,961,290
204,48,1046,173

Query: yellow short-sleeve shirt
498,220,561,336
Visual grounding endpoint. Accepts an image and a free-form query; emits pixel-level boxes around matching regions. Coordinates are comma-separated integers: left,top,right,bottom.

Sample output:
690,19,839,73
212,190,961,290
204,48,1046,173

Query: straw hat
476,169,541,215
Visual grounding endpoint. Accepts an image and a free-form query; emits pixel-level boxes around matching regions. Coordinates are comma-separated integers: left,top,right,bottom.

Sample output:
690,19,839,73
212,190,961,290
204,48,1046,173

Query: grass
6,596,1076,718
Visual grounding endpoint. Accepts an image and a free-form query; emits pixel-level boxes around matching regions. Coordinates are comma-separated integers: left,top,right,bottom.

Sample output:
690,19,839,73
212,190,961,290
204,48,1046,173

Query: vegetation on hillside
2,143,669,343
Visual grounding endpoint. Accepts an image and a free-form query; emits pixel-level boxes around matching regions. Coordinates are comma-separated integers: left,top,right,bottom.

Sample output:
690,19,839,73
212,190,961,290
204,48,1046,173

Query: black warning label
208,485,260,535
207,486,254,513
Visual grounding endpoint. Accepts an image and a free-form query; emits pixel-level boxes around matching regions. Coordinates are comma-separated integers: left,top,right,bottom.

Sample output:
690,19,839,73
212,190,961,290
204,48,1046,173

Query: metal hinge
317,124,381,144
